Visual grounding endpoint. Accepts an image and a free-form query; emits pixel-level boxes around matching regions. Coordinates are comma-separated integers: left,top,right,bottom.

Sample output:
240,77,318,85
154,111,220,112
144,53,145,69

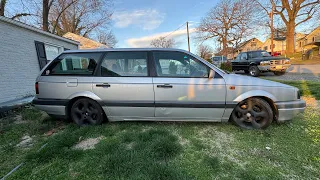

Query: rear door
92,51,154,121
152,51,226,121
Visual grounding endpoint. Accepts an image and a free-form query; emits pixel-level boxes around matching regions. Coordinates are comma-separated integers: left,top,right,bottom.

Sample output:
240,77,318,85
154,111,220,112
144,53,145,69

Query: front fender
233,90,277,102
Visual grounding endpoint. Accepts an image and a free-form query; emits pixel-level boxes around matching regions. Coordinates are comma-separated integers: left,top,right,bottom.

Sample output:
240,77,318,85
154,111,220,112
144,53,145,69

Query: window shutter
35,41,48,70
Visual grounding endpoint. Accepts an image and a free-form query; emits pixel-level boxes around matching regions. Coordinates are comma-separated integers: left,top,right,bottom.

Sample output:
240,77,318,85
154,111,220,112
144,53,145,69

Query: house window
299,42,302,47
264,46,268,50
251,42,257,47
312,37,315,42
269,44,275,49
45,44,63,61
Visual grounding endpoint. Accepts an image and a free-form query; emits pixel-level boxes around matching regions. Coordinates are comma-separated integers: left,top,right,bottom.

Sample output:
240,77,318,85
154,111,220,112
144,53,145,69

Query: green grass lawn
0,81,319,179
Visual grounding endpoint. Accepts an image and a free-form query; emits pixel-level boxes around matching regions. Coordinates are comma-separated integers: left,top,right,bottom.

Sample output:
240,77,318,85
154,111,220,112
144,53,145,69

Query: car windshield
261,51,271,57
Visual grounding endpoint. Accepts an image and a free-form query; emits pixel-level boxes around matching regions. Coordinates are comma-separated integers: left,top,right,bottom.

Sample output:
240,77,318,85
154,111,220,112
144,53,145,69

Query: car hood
223,74,294,88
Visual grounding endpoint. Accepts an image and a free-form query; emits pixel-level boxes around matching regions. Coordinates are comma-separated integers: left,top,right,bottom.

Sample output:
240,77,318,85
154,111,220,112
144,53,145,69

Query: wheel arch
65,91,105,120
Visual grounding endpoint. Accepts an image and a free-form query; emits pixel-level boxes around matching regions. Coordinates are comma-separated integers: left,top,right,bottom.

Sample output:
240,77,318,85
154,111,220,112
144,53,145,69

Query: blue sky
111,0,220,53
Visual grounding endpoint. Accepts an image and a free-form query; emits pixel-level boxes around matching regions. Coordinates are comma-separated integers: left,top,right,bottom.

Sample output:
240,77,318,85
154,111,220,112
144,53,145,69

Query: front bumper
275,100,306,122
258,64,291,72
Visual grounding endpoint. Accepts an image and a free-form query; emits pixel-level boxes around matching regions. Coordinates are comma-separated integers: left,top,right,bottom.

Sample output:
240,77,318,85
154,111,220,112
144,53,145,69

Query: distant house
296,26,320,54
262,33,306,55
0,16,79,108
63,32,108,49
233,38,263,58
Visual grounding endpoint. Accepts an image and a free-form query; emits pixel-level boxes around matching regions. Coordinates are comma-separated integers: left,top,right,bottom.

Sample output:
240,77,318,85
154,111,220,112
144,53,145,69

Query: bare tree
197,45,213,60
273,0,320,54
150,37,175,48
0,0,6,16
49,0,113,37
0,0,32,19
197,0,256,57
97,31,117,48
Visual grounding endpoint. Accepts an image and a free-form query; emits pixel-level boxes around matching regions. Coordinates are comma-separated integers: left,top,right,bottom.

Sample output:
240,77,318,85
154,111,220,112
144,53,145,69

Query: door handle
157,84,173,88
96,83,111,88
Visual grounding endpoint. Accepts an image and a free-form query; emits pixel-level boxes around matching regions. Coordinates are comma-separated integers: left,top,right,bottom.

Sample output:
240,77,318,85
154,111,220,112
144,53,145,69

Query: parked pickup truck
231,50,291,77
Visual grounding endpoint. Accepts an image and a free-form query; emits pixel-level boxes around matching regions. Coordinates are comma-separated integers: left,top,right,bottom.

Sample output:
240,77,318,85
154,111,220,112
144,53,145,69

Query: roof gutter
0,16,80,45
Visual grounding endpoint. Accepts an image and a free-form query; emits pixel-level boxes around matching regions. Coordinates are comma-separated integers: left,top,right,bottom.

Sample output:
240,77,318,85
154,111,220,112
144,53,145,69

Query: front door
92,51,154,121
152,51,226,121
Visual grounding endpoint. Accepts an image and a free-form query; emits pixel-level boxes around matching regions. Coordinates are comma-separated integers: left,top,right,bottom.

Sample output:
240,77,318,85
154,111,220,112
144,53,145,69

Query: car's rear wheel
231,98,273,129
70,98,104,126
273,71,286,76
249,66,260,77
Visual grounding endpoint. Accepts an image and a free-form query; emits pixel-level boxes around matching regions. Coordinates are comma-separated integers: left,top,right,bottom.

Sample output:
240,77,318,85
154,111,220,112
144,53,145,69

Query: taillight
35,82,39,94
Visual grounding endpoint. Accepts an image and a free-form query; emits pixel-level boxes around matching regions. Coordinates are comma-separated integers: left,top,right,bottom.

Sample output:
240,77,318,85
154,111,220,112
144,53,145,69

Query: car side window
153,51,209,78
47,53,101,75
235,54,241,61
240,53,248,61
100,51,148,77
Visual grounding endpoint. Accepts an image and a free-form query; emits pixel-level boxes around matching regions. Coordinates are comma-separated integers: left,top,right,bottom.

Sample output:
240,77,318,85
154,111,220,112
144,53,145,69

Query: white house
0,16,79,109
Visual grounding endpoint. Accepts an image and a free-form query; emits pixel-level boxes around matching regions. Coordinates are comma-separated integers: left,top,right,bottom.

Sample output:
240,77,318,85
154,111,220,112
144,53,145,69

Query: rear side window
100,51,148,77
46,53,102,75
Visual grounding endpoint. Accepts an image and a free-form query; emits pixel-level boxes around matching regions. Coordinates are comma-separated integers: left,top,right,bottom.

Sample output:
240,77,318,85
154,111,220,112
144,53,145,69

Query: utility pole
187,21,190,52
270,2,275,56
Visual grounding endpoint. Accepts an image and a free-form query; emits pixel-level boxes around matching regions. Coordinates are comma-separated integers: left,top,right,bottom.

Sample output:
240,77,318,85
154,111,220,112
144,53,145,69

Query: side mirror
209,69,214,79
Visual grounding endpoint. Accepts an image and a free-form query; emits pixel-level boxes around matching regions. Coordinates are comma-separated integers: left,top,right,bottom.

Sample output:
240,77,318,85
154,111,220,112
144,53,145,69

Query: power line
163,22,187,39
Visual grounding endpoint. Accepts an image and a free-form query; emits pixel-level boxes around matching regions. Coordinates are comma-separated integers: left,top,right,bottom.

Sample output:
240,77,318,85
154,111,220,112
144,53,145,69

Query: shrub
220,61,232,72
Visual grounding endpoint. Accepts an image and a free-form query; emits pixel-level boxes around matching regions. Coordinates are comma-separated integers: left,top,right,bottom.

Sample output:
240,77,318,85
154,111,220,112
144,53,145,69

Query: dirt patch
195,127,246,168
302,97,319,107
16,135,33,148
13,115,28,124
73,136,104,150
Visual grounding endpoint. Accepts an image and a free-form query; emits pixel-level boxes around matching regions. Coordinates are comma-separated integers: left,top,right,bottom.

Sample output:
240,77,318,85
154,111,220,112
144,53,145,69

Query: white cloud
113,9,165,30
126,28,197,48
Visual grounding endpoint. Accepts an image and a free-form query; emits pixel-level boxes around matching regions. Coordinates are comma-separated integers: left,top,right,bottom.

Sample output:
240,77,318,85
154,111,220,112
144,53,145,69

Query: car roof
243,50,267,53
64,48,190,54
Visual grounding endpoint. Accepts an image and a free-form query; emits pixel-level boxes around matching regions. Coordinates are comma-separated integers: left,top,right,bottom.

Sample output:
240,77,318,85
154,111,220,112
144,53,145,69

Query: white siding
0,20,78,104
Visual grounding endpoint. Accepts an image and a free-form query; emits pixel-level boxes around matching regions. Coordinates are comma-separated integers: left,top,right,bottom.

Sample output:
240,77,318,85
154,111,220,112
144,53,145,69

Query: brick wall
0,20,78,104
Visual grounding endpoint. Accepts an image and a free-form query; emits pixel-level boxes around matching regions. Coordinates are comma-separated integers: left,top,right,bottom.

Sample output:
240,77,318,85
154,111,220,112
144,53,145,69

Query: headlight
284,59,290,64
260,61,270,66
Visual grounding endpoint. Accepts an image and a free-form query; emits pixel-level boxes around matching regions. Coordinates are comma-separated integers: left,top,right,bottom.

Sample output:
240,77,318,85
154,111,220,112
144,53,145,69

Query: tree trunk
222,37,228,57
0,0,6,16
286,21,295,55
42,0,49,32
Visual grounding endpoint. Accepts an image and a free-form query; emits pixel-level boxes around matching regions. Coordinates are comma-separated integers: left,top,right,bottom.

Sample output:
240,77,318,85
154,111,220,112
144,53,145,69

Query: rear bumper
32,98,67,116
275,100,306,122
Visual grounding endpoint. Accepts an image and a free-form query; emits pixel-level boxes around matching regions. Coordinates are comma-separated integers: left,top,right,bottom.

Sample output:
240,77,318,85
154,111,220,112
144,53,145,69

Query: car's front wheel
231,98,273,129
70,98,104,126
249,66,260,77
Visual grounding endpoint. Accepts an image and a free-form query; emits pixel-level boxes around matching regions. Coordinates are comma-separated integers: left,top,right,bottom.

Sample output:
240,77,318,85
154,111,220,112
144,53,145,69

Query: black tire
70,98,104,126
273,71,286,76
231,98,273,129
249,66,260,77
244,70,249,74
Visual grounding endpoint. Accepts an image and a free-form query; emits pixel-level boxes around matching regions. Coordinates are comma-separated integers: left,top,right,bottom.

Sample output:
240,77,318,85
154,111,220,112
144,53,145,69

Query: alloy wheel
232,98,272,129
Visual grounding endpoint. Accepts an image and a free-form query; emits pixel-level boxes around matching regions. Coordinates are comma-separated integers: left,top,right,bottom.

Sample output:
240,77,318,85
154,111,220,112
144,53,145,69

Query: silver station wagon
33,48,306,129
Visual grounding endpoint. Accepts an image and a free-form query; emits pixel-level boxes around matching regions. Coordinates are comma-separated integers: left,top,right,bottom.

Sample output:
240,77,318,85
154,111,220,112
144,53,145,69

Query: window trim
42,52,103,76
151,50,221,79
95,51,151,78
